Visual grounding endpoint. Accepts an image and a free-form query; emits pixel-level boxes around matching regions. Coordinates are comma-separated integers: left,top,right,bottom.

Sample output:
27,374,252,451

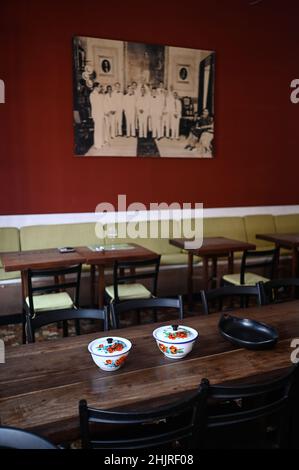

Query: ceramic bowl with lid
153,324,198,359
88,336,132,371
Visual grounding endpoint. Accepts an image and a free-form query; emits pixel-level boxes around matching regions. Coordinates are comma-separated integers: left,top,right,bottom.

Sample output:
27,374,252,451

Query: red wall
0,0,299,215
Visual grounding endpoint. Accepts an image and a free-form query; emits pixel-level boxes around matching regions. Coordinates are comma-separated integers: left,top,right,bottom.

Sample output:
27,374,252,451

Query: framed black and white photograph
100,57,113,75
73,36,215,158
177,65,190,83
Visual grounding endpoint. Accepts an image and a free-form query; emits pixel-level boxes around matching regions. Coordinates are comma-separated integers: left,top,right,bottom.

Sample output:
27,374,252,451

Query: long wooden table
0,301,298,443
170,237,256,306
0,244,157,308
256,233,299,277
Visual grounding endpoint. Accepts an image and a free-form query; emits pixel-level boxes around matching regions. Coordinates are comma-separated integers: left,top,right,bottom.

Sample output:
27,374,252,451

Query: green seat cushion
222,272,269,286
20,223,104,251
244,215,276,248
25,292,74,312
160,254,201,266
274,214,299,234
0,268,20,281
105,283,152,301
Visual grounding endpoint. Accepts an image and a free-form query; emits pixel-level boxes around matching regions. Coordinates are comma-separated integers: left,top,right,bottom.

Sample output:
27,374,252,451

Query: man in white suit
149,87,163,139
112,82,123,136
170,91,182,140
123,85,136,137
90,82,105,149
161,88,172,138
104,85,116,140
136,86,149,138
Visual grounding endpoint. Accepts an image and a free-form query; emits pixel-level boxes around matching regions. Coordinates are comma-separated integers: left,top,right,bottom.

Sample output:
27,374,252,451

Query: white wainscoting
0,205,299,228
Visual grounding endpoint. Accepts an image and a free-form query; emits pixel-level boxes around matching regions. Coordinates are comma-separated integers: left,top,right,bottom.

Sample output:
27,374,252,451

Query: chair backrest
26,264,82,316
79,378,209,449
208,363,299,448
260,277,299,305
0,426,57,449
111,296,183,329
240,248,280,284
112,256,161,303
27,307,109,343
200,284,263,315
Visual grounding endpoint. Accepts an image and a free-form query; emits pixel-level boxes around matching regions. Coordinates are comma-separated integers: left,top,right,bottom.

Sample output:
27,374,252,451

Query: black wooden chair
79,378,209,449
24,264,82,342
200,284,263,315
105,256,161,304
110,296,183,329
206,363,299,449
260,278,299,305
26,307,109,343
0,426,57,449
222,248,280,287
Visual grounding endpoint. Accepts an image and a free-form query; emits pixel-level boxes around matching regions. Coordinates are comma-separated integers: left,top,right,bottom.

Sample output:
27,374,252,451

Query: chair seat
25,292,74,312
105,283,152,301
222,272,270,286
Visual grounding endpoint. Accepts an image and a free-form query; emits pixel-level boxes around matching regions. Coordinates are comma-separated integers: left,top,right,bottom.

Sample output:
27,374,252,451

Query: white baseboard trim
0,205,298,228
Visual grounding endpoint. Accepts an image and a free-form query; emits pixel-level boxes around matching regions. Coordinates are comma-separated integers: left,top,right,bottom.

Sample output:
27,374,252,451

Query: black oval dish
219,314,279,350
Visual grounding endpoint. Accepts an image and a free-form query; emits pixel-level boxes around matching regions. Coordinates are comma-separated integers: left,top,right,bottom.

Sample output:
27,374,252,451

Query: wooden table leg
97,265,105,308
211,256,218,288
202,256,209,291
90,265,96,307
21,270,28,300
187,252,194,309
228,251,234,274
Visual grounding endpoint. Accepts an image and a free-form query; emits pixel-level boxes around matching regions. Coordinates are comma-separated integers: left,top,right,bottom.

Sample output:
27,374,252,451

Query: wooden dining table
0,243,157,308
0,301,298,444
256,233,299,277
170,237,256,307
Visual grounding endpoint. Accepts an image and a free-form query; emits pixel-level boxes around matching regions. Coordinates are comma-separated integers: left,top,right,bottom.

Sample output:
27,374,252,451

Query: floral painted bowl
153,324,198,359
88,336,132,371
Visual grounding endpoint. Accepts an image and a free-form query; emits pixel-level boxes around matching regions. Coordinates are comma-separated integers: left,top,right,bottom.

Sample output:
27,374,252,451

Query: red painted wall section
0,0,299,215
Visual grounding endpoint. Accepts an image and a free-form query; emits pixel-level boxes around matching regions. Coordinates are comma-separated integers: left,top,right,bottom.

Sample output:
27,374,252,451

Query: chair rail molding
0,205,299,228
0,79,5,103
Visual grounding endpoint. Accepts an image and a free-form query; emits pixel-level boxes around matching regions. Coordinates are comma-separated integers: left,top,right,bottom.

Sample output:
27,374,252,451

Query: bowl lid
88,336,132,357
153,324,198,343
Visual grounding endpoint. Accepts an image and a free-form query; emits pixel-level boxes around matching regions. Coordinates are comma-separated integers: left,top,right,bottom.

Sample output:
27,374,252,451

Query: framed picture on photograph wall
99,57,113,75
73,35,215,158
177,65,190,83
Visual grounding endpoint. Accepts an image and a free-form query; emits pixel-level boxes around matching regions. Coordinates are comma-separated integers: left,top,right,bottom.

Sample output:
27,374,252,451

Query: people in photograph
112,82,124,136
136,76,150,96
149,87,164,139
131,81,139,131
89,82,105,149
170,91,182,140
161,88,171,138
104,85,116,140
184,108,214,150
198,116,214,154
157,81,165,95
136,86,150,138
123,85,136,137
